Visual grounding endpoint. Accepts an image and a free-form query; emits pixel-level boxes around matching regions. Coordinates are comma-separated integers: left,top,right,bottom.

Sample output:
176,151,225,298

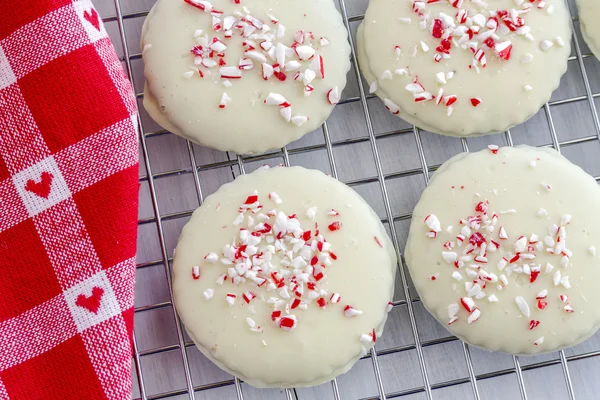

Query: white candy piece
515,296,530,317
203,288,214,300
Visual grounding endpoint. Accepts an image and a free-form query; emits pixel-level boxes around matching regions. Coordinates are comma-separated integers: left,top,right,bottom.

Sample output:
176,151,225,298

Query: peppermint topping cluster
425,146,592,348
376,0,564,117
183,0,338,125
192,185,389,351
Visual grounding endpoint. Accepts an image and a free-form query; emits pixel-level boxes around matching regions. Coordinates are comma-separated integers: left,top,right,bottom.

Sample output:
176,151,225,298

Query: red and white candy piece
460,297,475,312
386,302,394,312
467,308,481,324
494,40,512,60
277,315,297,331
564,304,574,313
192,266,201,280
328,221,342,231
327,87,340,105
344,305,363,318
219,93,232,108
242,291,256,304
360,329,377,345
424,214,442,234
264,92,289,107
226,293,236,306
529,320,540,330
384,98,401,115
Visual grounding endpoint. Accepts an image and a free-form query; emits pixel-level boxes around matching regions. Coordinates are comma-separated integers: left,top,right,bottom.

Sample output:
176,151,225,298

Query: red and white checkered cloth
0,1,138,399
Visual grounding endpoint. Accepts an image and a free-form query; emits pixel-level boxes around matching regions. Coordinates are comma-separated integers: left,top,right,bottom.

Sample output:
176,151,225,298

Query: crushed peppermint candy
183,1,330,123
429,191,578,341
379,1,556,117
344,305,364,318
190,191,387,338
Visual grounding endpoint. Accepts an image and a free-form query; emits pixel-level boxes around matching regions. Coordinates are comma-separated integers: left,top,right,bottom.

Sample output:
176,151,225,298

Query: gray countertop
98,0,600,398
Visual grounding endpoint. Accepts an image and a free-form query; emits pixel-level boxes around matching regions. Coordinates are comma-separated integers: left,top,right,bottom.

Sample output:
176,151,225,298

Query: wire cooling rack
99,0,600,398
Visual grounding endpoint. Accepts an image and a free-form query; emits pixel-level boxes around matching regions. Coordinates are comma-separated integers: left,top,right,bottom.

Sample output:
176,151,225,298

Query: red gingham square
18,43,129,154
1,4,89,79
0,219,61,322
74,166,139,270
0,336,104,400
0,0,71,41
0,151,10,182
0,1,138,398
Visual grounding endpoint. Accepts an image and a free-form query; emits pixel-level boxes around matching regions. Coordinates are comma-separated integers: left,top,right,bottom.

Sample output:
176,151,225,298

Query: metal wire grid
103,0,600,398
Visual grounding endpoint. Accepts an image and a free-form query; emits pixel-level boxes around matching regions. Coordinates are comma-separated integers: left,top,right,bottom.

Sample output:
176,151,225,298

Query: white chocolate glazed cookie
405,146,600,355
357,0,571,137
173,166,396,387
577,0,600,61
141,0,350,154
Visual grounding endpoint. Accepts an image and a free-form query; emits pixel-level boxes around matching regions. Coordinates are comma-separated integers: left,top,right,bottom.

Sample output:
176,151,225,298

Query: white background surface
96,0,600,398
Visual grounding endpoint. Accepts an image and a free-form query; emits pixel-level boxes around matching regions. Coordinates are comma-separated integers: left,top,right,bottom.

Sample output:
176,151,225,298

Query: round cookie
141,0,351,154
173,166,397,387
357,0,571,137
577,0,600,61
405,146,600,355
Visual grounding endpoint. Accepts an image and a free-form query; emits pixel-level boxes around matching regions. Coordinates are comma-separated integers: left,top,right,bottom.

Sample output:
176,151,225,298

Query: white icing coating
141,0,350,154
173,166,396,387
406,146,600,355
577,0,600,61
357,0,571,137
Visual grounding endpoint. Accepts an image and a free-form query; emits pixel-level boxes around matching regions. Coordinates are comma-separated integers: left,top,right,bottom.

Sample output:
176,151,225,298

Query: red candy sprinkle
470,98,482,107
291,298,301,309
530,270,540,283
328,221,342,231
537,300,548,310
374,236,383,248
317,297,327,308
271,310,282,321
529,320,540,330
431,19,443,39
469,232,486,247
244,195,258,204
